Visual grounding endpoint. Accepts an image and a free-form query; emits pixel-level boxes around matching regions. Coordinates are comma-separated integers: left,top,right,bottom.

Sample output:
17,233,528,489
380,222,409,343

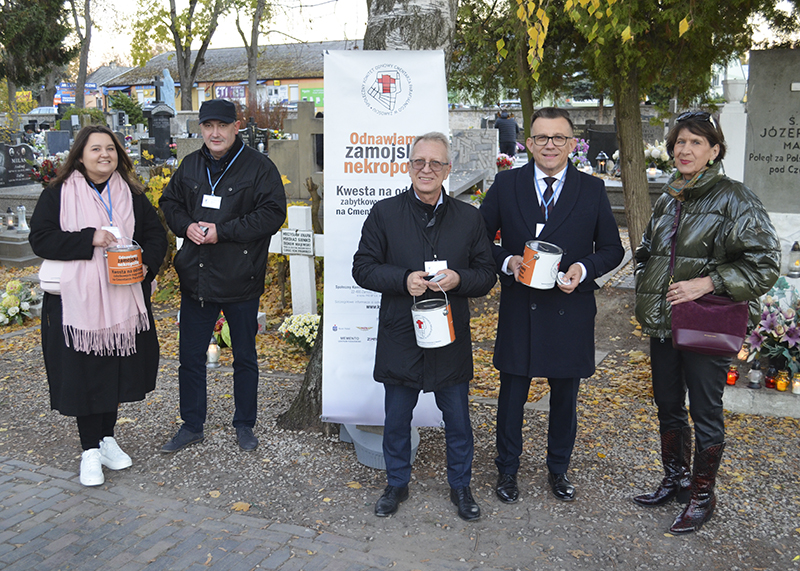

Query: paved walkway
0,457,408,571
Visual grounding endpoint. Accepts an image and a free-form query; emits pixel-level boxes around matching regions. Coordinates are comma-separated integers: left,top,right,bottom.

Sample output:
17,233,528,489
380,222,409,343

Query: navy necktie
541,176,556,220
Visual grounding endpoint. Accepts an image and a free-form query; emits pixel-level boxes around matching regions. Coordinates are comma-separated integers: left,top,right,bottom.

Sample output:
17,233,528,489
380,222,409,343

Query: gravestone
641,121,666,144
744,49,800,214
0,143,35,187
46,130,71,155
271,101,324,199
142,102,175,161
586,129,618,166
113,131,126,147
186,119,200,137
142,75,176,161
239,117,270,153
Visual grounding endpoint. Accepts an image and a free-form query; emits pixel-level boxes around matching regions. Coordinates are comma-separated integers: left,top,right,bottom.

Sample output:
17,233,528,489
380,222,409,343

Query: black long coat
480,162,624,379
29,183,168,417
352,189,496,392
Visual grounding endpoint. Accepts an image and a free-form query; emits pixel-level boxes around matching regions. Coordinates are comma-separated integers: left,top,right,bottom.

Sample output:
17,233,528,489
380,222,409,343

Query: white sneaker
99,436,132,470
80,449,104,486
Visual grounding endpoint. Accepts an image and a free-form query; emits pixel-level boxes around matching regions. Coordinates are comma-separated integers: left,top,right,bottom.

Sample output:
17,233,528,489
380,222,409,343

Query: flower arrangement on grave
214,312,232,347
471,188,486,205
0,279,38,326
29,132,47,155
169,143,177,156
745,278,800,374
278,313,321,354
644,140,673,172
29,152,68,187
569,138,590,170
496,153,513,170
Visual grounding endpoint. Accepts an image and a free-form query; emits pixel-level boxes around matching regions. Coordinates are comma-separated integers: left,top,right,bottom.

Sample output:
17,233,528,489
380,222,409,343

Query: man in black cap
159,99,286,453
494,109,521,157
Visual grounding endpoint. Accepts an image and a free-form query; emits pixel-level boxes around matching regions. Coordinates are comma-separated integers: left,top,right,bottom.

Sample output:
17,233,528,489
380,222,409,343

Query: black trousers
650,337,729,450
495,372,581,475
76,409,118,450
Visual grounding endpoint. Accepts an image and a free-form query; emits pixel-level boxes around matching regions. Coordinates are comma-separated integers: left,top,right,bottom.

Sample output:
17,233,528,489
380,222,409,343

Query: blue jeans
383,382,473,489
178,294,260,433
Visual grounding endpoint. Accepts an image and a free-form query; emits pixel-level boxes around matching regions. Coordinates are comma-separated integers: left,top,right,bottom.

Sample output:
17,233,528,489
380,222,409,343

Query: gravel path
0,286,799,569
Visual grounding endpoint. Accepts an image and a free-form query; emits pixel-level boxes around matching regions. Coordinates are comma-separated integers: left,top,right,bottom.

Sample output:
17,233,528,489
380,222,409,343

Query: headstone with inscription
142,102,174,161
239,117,270,153
744,50,800,214
45,130,71,155
642,121,666,144
0,143,35,187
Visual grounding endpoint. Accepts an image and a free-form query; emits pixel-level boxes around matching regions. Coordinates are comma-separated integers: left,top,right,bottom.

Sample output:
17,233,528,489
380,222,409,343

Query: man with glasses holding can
480,107,623,503
353,132,496,521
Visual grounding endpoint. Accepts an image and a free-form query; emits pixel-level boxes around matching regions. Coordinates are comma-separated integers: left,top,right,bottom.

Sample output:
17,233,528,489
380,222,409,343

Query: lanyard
533,170,566,222
206,144,245,196
90,181,113,225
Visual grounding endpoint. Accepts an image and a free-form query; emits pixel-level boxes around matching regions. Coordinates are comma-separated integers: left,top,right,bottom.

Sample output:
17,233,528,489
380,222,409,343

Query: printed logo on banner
361,65,413,115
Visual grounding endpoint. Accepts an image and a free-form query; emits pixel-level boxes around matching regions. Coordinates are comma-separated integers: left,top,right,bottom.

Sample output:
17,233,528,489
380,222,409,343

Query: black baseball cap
198,99,237,123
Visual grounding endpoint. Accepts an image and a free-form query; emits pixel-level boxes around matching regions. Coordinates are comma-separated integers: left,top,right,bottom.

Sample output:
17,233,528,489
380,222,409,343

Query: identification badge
535,223,545,238
425,260,448,275
202,194,222,209
102,226,122,239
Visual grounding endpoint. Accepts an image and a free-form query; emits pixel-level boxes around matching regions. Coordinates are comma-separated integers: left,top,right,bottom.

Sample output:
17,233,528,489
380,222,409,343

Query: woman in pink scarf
29,125,167,486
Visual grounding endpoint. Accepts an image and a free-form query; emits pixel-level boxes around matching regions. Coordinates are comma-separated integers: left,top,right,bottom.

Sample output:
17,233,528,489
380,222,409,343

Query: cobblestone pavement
0,457,413,571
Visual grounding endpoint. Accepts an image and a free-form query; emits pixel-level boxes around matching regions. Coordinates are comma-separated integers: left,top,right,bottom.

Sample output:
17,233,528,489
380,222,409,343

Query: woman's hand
667,276,714,305
92,229,117,248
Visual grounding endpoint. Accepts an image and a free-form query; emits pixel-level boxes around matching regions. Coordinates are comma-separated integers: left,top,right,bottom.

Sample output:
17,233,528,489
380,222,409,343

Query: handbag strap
668,200,682,284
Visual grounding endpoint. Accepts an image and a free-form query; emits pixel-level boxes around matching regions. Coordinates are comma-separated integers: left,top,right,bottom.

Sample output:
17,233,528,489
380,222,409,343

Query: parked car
28,107,58,115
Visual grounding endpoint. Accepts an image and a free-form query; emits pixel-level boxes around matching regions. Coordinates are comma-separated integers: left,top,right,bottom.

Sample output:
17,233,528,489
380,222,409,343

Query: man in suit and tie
480,107,623,503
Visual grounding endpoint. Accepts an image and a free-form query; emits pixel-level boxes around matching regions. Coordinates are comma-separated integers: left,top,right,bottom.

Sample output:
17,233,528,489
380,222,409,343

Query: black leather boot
670,442,725,534
633,426,692,506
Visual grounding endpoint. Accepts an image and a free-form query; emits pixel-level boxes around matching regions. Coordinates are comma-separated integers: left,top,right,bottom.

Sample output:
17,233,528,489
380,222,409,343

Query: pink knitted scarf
59,171,149,356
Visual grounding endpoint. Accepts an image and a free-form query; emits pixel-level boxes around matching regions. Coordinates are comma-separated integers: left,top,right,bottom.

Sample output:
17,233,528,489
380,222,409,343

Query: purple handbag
668,202,749,356
671,294,748,356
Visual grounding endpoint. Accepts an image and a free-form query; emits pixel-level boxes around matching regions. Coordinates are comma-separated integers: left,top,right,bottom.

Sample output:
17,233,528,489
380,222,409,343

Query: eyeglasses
676,111,711,123
410,159,449,172
530,135,572,147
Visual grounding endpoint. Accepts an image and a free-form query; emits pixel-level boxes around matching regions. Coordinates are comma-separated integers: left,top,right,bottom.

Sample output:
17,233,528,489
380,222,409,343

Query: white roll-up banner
321,50,449,426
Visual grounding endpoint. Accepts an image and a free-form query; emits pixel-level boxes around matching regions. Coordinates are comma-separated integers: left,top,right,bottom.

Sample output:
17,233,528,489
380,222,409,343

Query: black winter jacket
160,137,286,303
352,189,496,392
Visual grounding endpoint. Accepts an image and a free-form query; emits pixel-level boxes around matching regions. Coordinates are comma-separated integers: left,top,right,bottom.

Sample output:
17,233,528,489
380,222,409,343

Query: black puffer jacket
160,138,286,303
634,162,780,339
352,189,496,392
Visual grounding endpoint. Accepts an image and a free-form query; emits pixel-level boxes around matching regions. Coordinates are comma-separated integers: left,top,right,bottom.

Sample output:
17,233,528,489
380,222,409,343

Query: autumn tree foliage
0,0,76,125
515,0,768,249
131,0,230,111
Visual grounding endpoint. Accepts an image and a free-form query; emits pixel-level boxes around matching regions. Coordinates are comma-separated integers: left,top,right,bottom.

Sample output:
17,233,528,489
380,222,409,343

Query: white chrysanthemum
20,302,29,311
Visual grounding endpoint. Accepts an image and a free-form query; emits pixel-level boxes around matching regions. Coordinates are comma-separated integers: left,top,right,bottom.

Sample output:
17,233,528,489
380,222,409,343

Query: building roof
108,40,363,87
87,63,135,87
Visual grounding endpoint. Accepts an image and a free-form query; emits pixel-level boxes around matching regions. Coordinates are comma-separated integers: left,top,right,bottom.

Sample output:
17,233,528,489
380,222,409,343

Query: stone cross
153,75,164,103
